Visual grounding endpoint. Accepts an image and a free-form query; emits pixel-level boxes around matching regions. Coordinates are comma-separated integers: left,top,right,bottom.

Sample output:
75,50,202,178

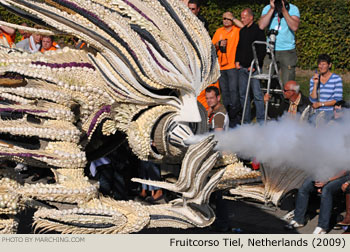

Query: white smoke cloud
188,111,350,181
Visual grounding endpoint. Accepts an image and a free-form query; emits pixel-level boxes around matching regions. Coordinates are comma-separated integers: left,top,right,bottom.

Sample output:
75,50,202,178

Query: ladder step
261,88,283,94
251,74,279,80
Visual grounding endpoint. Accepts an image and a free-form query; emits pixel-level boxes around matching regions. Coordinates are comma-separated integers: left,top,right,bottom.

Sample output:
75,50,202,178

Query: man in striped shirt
309,54,343,124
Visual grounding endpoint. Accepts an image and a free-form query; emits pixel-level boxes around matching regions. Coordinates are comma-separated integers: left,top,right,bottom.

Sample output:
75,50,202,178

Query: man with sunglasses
187,0,208,31
212,12,243,128
264,80,311,119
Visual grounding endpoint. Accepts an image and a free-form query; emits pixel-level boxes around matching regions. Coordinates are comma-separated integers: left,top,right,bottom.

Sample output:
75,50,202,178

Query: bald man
264,80,311,118
235,8,266,124
212,11,243,128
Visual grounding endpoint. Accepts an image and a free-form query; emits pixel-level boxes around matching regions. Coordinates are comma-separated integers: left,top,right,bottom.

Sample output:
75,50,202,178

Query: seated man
40,35,57,53
331,100,350,123
286,171,350,234
205,86,229,131
205,86,230,232
338,179,350,226
264,80,312,119
333,100,350,227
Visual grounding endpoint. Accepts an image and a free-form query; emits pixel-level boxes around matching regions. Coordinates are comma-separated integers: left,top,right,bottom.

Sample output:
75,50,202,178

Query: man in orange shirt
0,25,15,47
40,36,57,53
212,12,243,128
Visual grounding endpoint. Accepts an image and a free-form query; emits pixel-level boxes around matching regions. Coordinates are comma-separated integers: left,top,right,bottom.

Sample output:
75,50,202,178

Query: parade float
0,0,299,234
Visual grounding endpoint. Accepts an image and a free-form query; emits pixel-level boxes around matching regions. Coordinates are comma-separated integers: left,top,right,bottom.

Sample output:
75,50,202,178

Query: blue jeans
294,175,350,230
138,161,160,191
310,110,334,126
238,68,265,124
219,68,240,127
263,49,297,85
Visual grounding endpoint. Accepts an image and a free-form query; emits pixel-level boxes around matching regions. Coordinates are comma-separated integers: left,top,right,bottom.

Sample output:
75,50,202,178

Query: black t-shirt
197,13,209,31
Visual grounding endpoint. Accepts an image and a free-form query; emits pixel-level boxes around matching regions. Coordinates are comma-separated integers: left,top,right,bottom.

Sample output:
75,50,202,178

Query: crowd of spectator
0,0,349,233
193,0,349,234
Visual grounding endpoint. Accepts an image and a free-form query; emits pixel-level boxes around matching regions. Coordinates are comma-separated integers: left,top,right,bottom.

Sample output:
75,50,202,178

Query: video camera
266,29,278,53
274,0,290,18
218,39,227,53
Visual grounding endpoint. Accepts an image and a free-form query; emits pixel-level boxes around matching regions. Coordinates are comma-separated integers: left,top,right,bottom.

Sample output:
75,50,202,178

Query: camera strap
317,74,321,102
277,16,281,32
267,11,282,34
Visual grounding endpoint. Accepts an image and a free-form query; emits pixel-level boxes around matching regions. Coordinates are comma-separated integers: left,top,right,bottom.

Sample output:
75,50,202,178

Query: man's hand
264,93,271,103
314,181,326,188
342,182,350,192
220,40,227,47
312,102,321,109
235,62,241,69
258,0,276,30
315,181,327,193
281,0,287,13
248,67,255,72
279,1,300,32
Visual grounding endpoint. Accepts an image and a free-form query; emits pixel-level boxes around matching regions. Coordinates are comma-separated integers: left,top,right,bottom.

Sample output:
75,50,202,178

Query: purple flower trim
122,0,159,29
0,152,54,159
0,108,47,113
31,61,95,70
141,38,169,72
87,105,111,136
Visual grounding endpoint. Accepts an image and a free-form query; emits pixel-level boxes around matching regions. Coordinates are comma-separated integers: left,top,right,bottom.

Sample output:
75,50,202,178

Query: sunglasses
223,17,233,21
189,8,197,11
283,89,294,92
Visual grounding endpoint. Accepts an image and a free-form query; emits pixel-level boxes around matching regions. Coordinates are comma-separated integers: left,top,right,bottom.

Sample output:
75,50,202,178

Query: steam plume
188,112,350,181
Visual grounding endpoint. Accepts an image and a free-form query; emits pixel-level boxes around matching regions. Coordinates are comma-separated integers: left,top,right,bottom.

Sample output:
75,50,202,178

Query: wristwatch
321,103,325,107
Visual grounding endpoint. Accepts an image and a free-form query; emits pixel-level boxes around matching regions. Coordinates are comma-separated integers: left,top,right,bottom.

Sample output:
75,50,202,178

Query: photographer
212,12,243,128
258,0,300,85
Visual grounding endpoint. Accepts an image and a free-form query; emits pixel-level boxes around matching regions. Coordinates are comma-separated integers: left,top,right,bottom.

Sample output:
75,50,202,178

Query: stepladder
241,41,283,125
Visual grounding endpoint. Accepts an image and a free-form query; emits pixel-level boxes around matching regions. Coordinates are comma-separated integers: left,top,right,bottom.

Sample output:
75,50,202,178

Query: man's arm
315,170,348,189
212,30,220,50
256,27,267,67
235,30,243,69
0,26,15,36
233,18,244,29
281,2,300,32
258,0,275,30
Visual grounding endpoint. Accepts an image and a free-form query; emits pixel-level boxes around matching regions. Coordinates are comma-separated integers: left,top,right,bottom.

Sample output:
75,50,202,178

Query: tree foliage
201,0,350,71
1,0,350,70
